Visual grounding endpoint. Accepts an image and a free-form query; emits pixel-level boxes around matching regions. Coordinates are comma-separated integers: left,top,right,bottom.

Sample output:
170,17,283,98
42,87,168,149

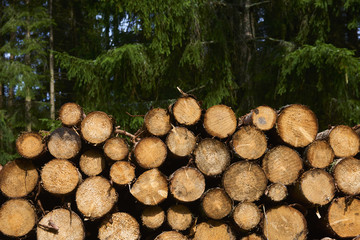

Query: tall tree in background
49,0,55,119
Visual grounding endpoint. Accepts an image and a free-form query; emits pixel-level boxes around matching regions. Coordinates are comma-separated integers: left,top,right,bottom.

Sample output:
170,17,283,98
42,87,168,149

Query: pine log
169,167,205,202
41,159,81,195
37,208,85,240
328,197,360,238
263,205,307,240
298,169,335,205
264,183,288,202
0,159,38,198
167,204,193,231
133,137,167,169
166,126,196,157
172,96,202,126
47,127,82,159
80,111,113,144
144,108,171,136
240,105,277,131
233,202,262,231
194,138,230,176
222,161,267,202
262,145,303,185
0,199,36,238
76,176,118,219
141,206,165,229
240,233,264,240
304,140,334,168
276,104,318,147
79,149,105,177
110,161,136,186
16,132,45,159
193,221,236,240
201,188,232,220
155,231,188,240
130,168,168,205
59,102,83,126
103,137,129,161
98,212,140,240
203,104,237,139
317,125,360,158
333,157,360,195
231,125,267,160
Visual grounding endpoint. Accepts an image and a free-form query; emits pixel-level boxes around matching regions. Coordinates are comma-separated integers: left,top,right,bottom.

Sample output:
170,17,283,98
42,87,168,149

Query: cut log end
134,137,167,169
250,105,277,131
204,104,237,139
48,127,82,159
141,206,165,229
80,111,113,144
305,140,334,168
333,157,360,195
172,96,202,126
98,212,140,240
59,102,83,126
193,221,236,240
265,183,288,202
16,132,45,159
144,108,171,136
110,161,136,186
103,137,129,161
240,233,264,240
167,204,193,231
202,188,232,220
166,127,196,157
155,231,188,240
233,202,262,231
329,125,360,158
79,149,106,177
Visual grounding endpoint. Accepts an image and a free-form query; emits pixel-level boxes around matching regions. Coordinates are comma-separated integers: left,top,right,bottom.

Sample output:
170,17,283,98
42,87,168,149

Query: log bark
79,149,106,177
203,104,237,139
166,126,196,157
133,137,167,169
231,125,267,160
263,205,307,240
76,176,118,219
141,206,165,229
59,102,83,126
16,132,45,159
155,231,188,240
262,145,303,185
222,161,267,202
172,96,202,126
264,183,288,202
240,105,277,131
333,157,360,195
0,159,38,198
103,137,129,161
169,167,205,202
0,199,36,238
304,140,334,168
194,138,230,176
144,108,171,136
233,202,262,231
80,111,113,144
130,168,168,205
37,208,85,240
110,161,136,186
167,204,193,231
327,197,360,238
201,188,232,220
276,104,318,147
47,127,82,159
193,221,236,240
98,212,140,240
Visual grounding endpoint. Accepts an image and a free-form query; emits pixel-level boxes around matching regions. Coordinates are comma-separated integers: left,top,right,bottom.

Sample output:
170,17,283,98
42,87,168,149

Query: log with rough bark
194,138,230,176
110,161,136,186
58,102,84,126
172,96,202,126
79,149,105,177
47,127,82,159
201,188,232,220
141,206,165,230
80,111,114,144
166,126,196,157
155,231,188,240
144,108,172,136
332,157,360,195
240,105,277,131
0,158,38,198
98,212,140,240
203,104,237,138
233,202,262,231
103,137,129,161
133,137,167,169
16,132,45,159
193,221,236,240
264,183,288,202
37,208,85,240
276,104,318,147
304,140,334,168
166,204,193,231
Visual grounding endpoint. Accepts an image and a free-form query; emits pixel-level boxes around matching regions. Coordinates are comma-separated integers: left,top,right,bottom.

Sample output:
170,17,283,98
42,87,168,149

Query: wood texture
98,212,140,240
103,137,129,161
166,126,196,157
172,96,202,126
144,108,171,136
201,188,232,220
167,204,193,231
233,202,262,231
333,157,360,195
16,132,45,159
141,206,165,229
203,104,237,138
59,102,83,126
80,111,113,144
134,137,167,169
79,149,105,176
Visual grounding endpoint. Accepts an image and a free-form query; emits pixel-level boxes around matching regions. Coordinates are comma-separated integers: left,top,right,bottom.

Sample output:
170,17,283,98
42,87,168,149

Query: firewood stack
1,93,360,240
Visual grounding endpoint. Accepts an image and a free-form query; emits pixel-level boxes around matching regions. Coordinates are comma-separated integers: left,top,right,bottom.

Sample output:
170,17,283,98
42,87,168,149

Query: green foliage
0,110,19,165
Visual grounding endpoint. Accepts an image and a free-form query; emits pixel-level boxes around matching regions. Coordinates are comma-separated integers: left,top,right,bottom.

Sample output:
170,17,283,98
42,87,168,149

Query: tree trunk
133,137,167,169
0,84,3,109
8,32,15,108
15,132,45,159
233,202,262,231
304,140,334,168
109,161,136,186
79,149,106,177
239,105,277,131
47,127,82,159
166,204,193,231
201,188,232,220
332,157,360,195
25,0,32,132
144,108,172,136
172,96,202,126
166,126,196,157
141,206,165,230
193,221,236,240
98,212,140,240
264,183,288,202
59,102,83,126
103,137,129,161
80,111,114,144
155,231,188,240
49,0,55,120
203,104,237,138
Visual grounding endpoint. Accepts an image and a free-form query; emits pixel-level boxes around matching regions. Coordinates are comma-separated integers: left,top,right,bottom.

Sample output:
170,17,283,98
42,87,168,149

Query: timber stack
1,91,360,240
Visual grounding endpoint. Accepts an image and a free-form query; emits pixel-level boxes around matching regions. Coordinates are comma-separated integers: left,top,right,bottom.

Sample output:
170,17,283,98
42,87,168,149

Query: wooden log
264,183,288,202
203,104,237,139
169,167,205,202
133,137,167,169
194,138,230,176
240,233,264,240
262,145,303,185
76,176,118,219
333,157,360,195
47,127,82,159
263,205,307,240
144,108,172,136
37,208,85,240
222,161,267,202
79,149,106,177
231,125,267,160
327,197,360,238
240,105,277,131
98,212,140,240
233,202,262,231
0,159,38,198
41,159,81,195
172,96,202,126
193,221,236,240
167,204,193,231
304,140,334,168
110,161,136,186
0,199,36,238
201,188,232,220
80,111,113,144
276,104,318,147
166,126,196,157
130,168,168,205
59,102,83,126
141,206,165,229
155,231,188,240
103,137,129,161
16,132,45,159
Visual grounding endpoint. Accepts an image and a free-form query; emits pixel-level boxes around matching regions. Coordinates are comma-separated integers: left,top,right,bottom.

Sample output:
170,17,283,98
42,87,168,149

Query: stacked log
1,91,360,240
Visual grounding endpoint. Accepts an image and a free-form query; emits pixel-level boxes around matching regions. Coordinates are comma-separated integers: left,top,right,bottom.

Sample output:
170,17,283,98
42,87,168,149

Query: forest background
1,0,360,164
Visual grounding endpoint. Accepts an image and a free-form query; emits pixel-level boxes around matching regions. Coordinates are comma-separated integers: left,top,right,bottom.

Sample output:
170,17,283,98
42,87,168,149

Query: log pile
1,91,360,240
